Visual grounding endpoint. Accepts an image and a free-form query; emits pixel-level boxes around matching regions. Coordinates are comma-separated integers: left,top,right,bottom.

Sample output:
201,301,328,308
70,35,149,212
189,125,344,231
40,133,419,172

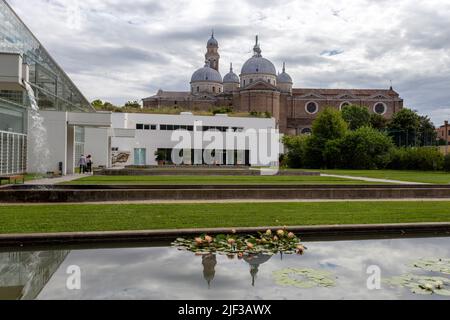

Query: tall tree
418,115,437,146
387,108,420,147
341,105,371,130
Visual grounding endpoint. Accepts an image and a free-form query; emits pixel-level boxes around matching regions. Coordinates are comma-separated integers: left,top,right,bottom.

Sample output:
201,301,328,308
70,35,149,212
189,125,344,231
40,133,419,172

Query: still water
1,235,450,300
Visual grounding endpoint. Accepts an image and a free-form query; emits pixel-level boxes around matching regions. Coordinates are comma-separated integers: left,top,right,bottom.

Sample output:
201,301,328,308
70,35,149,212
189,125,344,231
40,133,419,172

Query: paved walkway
25,174,86,185
321,174,428,185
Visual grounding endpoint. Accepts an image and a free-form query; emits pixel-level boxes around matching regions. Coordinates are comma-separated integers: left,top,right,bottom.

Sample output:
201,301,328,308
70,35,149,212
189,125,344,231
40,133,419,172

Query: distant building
437,121,450,143
143,33,404,135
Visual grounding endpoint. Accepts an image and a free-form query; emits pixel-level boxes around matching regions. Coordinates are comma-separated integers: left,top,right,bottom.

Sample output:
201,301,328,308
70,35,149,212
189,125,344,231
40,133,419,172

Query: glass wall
0,0,94,113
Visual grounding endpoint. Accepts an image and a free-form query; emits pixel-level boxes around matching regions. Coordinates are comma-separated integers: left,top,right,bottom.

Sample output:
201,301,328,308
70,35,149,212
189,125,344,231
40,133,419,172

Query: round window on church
374,102,387,115
305,102,319,114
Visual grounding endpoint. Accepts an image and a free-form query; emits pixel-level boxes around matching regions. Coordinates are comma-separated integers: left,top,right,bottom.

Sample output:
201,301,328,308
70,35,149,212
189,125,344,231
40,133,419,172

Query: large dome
191,63,223,83
241,36,276,76
241,56,277,76
223,63,240,83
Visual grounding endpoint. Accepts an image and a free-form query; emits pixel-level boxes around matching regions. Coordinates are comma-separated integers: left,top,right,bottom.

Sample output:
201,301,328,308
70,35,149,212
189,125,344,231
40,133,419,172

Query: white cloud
7,0,450,125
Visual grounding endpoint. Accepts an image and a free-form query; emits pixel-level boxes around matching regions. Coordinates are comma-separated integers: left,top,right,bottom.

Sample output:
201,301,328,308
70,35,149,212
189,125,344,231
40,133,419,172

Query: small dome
241,36,276,76
223,63,240,83
277,62,293,84
191,62,223,83
207,31,218,47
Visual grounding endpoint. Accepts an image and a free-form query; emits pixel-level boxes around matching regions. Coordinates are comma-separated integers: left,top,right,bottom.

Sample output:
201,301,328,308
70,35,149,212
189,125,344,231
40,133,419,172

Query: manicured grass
63,175,379,185
1,201,450,234
313,169,450,184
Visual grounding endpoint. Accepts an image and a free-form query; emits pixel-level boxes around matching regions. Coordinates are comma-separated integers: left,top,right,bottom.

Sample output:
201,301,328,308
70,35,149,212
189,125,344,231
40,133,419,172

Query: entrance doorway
134,148,146,165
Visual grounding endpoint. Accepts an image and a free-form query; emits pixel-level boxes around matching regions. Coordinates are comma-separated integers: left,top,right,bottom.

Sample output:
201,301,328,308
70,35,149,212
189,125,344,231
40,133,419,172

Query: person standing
79,154,87,174
86,155,93,173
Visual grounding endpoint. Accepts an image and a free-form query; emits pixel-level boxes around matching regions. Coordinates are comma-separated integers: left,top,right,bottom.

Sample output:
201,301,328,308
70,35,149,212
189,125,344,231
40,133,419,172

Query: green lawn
1,201,450,234
312,169,450,184
63,175,379,185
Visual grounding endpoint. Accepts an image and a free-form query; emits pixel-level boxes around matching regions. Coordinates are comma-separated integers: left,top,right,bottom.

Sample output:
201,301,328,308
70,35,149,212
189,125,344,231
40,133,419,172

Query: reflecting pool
1,235,450,300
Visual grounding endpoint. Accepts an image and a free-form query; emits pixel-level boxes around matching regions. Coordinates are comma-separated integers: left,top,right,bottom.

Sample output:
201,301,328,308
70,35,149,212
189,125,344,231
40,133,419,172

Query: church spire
253,35,262,57
283,62,286,73
230,62,233,72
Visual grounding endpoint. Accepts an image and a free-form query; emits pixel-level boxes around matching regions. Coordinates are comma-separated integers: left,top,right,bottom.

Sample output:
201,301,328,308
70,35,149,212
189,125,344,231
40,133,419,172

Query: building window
197,87,200,92
160,125,167,130
268,79,271,84
243,80,246,86
144,125,150,130
339,101,351,110
136,124,144,130
374,102,387,115
305,101,319,114
151,125,157,130
174,101,178,105
301,128,312,135
250,79,253,83
213,87,216,93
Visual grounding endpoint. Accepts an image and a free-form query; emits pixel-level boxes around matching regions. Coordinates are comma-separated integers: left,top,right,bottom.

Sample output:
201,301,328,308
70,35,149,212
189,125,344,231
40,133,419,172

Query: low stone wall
2,185,450,203
95,168,320,176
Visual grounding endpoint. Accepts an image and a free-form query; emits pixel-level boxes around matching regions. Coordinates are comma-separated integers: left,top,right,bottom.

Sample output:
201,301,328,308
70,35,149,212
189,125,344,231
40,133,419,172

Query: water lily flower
231,229,237,234
238,252,244,259
227,238,236,245
277,230,285,237
194,237,203,245
296,244,305,255
273,236,279,241
266,230,272,236
288,232,295,239
205,235,213,243
424,283,434,291
435,281,444,289
247,242,254,249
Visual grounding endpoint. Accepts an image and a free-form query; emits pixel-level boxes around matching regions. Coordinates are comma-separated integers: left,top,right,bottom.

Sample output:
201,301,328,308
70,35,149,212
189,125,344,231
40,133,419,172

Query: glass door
134,148,146,165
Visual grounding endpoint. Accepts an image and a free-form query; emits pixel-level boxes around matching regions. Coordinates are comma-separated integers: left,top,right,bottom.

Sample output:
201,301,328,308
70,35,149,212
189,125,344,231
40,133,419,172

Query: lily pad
385,274,450,297
410,258,450,275
273,268,336,289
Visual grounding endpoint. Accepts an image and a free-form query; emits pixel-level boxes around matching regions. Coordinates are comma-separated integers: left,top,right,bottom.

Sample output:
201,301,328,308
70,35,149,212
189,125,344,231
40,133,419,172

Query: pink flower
277,230,285,237
205,235,213,243
247,242,254,249
227,238,236,245
288,232,295,239
194,237,203,245
273,236,279,241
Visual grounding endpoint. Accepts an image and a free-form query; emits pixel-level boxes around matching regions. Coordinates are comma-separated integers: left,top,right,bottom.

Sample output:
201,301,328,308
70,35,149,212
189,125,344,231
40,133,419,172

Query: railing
0,130,27,175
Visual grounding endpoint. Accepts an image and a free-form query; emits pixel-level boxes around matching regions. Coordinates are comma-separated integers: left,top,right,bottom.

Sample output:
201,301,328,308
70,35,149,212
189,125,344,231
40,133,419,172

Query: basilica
143,33,404,135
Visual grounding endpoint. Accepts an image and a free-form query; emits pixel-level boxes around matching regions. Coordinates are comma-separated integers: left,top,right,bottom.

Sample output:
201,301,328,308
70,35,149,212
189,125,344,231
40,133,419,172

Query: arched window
213,87,216,93
339,101,351,110
197,87,200,92
250,79,253,84
268,79,271,84
374,102,387,115
305,101,319,114
301,128,312,135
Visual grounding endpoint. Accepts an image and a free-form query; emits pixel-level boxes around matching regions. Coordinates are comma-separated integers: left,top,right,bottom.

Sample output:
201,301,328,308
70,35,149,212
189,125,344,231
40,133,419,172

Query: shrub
337,126,394,169
443,154,450,172
282,135,308,168
387,147,444,171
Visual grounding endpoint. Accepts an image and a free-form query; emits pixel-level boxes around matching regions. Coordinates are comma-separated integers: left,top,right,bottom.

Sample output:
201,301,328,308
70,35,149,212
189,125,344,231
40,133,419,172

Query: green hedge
387,147,444,171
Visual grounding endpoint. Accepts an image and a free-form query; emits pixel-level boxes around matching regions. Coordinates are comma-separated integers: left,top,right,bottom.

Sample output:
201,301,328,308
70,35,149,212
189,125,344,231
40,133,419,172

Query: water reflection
0,235,449,300
0,251,69,300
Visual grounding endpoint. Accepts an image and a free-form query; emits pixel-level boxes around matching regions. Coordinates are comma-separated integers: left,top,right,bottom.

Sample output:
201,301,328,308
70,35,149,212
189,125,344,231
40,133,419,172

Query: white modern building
85,113,280,168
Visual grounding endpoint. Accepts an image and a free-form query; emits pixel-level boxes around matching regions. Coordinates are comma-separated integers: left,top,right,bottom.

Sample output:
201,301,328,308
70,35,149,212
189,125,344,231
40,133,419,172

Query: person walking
86,155,93,173
79,154,87,174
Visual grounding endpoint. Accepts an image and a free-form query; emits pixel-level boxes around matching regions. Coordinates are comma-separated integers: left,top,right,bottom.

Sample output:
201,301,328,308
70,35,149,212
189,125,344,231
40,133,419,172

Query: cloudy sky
7,0,450,125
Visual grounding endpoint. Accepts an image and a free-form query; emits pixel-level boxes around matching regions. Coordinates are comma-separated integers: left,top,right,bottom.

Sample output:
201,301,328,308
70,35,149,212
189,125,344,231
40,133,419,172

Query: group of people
79,154,93,174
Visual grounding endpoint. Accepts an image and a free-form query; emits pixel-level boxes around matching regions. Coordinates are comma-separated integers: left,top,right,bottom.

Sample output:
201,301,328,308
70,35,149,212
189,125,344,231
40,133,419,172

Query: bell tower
205,30,220,72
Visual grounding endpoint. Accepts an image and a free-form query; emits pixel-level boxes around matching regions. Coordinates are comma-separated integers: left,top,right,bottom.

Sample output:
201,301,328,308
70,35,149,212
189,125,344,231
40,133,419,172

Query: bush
333,127,394,169
387,147,444,171
444,154,450,172
282,135,308,168
312,107,348,140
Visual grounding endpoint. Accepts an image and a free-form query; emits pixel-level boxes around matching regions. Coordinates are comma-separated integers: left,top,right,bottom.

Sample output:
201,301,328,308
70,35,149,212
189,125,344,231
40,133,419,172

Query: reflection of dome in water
202,254,217,288
244,254,272,287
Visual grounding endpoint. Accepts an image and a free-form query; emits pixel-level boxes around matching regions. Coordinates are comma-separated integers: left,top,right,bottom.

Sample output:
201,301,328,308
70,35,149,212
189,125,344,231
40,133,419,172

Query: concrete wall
111,113,278,167
84,128,110,168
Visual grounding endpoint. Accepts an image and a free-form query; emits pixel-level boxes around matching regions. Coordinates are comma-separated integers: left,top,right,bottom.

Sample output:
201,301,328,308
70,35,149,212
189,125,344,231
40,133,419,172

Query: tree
387,108,420,147
312,107,348,140
124,100,141,109
341,105,371,130
304,108,348,168
370,113,388,130
418,115,437,146
91,99,104,110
